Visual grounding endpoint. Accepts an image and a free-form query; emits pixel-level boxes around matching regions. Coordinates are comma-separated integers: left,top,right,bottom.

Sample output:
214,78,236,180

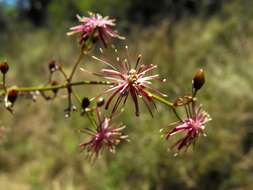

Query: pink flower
67,12,124,47
163,104,211,151
92,49,167,116
79,109,128,159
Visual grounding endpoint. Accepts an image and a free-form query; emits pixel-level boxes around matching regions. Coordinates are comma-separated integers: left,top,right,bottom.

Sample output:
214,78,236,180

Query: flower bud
7,89,18,104
81,97,90,110
48,60,57,72
96,97,105,107
192,69,205,91
0,61,9,74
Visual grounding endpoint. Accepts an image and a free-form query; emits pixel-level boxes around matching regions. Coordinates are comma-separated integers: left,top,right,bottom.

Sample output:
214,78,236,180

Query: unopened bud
96,97,105,107
192,69,205,91
0,61,9,74
81,97,90,110
7,89,18,103
48,60,57,72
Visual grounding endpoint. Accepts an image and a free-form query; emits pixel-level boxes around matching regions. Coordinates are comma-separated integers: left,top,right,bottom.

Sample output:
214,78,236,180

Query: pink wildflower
67,12,124,47
79,109,128,159
92,49,167,116
163,103,211,151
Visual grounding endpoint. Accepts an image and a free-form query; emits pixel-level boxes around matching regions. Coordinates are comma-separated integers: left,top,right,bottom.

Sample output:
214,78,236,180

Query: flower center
95,132,105,142
128,69,138,84
190,119,204,131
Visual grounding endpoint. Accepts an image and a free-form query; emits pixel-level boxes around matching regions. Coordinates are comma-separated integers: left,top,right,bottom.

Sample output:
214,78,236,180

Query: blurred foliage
1,0,225,28
0,0,253,189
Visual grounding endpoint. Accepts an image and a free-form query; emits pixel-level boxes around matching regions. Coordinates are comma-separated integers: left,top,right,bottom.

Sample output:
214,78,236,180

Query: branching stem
0,80,113,96
148,92,182,121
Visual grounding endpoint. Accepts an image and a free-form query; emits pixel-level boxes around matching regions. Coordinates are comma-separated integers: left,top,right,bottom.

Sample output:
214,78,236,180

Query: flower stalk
148,92,173,108
0,80,113,96
68,52,85,82
148,91,182,120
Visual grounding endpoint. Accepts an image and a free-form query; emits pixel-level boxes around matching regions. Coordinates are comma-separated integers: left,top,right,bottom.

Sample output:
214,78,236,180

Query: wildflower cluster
92,50,167,117
79,108,128,160
67,12,124,50
0,12,211,160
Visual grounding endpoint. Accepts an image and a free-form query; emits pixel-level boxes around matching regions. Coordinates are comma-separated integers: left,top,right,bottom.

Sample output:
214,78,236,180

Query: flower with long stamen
67,12,124,47
162,103,211,151
92,50,167,116
79,109,128,159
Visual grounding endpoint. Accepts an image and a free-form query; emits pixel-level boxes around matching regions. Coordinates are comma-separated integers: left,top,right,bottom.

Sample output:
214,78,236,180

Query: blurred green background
0,0,253,189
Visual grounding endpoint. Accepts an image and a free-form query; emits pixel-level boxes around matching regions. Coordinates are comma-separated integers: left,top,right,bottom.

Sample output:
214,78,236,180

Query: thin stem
58,65,68,80
172,107,183,122
149,92,174,108
47,73,52,84
16,80,113,93
72,88,82,103
66,52,84,111
2,74,6,93
68,52,84,81
148,91,182,121
87,111,98,129
67,86,72,111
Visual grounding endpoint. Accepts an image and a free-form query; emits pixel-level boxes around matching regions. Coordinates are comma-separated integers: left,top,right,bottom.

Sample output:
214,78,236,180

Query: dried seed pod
192,69,205,91
0,61,9,74
82,97,90,110
48,60,58,72
7,89,18,104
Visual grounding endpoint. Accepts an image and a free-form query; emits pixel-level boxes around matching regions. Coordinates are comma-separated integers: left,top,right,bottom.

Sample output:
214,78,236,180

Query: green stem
4,80,112,94
65,52,84,110
172,107,183,121
149,92,174,108
68,52,84,81
58,66,68,80
72,88,82,103
148,92,182,121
